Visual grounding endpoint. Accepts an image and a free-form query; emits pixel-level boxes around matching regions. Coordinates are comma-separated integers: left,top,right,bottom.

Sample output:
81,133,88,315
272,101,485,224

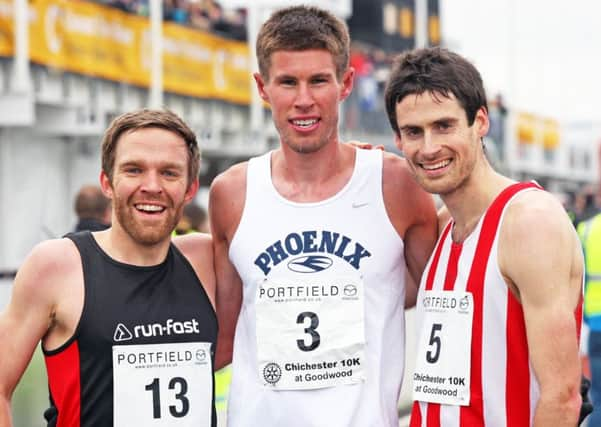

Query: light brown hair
101,109,200,187
256,5,350,81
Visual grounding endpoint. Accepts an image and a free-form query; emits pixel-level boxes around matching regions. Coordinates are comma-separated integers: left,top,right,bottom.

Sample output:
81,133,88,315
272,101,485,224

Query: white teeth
422,160,450,170
136,204,164,212
292,119,317,127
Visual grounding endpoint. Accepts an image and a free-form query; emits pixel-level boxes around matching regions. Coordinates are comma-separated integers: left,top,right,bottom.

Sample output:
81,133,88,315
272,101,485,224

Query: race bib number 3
256,276,366,390
413,291,473,406
113,342,212,426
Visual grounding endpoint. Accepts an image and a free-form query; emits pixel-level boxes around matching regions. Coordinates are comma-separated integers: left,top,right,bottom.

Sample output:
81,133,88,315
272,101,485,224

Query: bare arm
174,233,216,309
500,192,583,427
0,240,71,426
382,154,438,308
209,164,247,370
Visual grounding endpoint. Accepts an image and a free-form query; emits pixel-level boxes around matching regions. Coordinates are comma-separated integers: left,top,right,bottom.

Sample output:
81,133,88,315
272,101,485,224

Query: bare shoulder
13,238,81,306
210,161,248,203
209,161,248,240
382,151,413,183
381,151,436,235
175,233,216,307
502,189,573,240
499,188,582,296
175,232,213,263
21,238,80,281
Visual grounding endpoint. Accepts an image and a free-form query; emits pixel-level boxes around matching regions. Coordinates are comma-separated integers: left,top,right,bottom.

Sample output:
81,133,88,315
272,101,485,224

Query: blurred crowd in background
97,0,248,40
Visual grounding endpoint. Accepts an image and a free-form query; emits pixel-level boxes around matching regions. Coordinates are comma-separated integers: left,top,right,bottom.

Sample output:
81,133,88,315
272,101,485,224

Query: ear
99,170,114,199
474,106,490,139
339,67,355,101
254,72,270,103
184,177,200,205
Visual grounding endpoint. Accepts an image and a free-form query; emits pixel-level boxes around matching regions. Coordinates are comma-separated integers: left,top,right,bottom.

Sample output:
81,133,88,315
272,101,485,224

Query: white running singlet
227,149,406,427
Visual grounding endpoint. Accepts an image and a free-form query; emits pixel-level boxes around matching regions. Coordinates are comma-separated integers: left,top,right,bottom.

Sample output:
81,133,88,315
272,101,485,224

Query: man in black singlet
0,109,218,427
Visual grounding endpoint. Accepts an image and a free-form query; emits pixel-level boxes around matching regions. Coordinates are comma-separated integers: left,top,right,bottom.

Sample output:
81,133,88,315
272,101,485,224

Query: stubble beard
113,193,183,246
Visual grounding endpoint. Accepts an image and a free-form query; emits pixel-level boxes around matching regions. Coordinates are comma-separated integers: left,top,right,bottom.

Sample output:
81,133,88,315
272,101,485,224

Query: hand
347,141,385,151
579,375,593,425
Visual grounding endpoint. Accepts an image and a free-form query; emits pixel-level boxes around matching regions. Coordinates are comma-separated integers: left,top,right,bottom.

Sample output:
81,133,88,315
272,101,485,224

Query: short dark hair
256,5,350,81
384,47,488,136
183,203,207,231
101,109,200,187
74,185,110,219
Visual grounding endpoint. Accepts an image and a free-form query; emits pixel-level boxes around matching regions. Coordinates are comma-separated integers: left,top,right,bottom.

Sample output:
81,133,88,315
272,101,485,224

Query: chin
418,178,454,196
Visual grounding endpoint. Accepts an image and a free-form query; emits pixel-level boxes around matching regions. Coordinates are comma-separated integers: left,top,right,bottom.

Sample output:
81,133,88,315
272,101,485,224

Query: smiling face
100,127,198,246
254,49,353,155
394,91,489,196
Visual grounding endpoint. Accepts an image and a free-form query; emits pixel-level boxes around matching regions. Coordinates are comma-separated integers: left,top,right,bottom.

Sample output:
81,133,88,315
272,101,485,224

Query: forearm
0,397,14,427
214,331,234,370
532,391,581,427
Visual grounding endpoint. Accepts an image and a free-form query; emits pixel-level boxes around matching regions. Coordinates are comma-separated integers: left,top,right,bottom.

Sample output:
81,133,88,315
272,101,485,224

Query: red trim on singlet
410,403,422,427
418,221,452,426
459,182,540,427
427,238,464,425
426,221,453,293
506,291,530,425
45,340,81,427
444,244,462,291
576,293,583,340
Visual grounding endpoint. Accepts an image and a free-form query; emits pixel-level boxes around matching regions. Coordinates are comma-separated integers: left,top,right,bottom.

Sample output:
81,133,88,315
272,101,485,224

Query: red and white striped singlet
410,182,583,427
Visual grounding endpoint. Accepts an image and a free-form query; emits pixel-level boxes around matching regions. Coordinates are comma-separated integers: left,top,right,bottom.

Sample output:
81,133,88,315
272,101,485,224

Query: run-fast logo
254,230,371,275
113,318,200,342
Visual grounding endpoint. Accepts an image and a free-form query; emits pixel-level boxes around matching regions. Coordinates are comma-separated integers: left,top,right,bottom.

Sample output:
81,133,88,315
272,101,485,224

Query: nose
294,83,315,110
420,130,441,157
140,170,162,194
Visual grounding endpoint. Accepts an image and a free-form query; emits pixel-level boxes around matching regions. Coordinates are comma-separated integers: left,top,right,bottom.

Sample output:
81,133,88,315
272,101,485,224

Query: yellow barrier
0,0,251,104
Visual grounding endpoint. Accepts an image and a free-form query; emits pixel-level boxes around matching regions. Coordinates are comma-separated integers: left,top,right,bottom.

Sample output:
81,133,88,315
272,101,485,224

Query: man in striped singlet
384,47,585,426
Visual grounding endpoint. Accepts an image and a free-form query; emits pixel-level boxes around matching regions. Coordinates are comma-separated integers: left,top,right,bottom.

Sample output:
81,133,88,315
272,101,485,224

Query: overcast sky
441,0,600,123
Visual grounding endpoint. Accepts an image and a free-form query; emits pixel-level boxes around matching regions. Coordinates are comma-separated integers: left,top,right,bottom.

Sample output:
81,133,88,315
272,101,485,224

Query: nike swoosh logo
352,202,369,208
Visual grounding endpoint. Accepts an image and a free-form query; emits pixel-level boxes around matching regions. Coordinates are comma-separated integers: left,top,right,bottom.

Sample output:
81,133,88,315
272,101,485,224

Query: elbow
539,382,582,424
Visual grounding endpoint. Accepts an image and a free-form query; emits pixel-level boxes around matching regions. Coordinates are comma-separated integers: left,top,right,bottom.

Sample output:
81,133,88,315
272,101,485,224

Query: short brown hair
256,5,350,81
101,109,200,187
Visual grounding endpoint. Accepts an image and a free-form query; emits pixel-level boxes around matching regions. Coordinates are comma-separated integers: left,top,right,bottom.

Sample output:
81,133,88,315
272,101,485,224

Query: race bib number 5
413,291,473,406
256,276,366,390
112,342,212,426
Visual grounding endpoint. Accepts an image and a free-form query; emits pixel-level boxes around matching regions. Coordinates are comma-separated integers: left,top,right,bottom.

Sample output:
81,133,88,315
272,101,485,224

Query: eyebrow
399,116,459,130
273,72,333,82
433,117,459,125
117,160,185,170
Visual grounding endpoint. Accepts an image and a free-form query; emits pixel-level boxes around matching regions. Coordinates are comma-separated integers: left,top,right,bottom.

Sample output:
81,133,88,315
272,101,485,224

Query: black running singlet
43,231,218,427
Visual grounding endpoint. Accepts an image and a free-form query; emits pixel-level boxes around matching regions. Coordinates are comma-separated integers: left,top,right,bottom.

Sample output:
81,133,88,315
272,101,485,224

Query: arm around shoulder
381,153,438,308
175,233,216,308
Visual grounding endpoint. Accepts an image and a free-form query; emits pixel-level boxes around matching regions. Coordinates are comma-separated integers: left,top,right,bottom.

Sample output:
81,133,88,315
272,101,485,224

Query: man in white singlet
384,47,585,426
209,6,438,427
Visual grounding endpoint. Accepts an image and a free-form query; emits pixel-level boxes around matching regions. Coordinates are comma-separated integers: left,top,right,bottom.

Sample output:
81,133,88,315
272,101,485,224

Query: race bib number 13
113,342,212,426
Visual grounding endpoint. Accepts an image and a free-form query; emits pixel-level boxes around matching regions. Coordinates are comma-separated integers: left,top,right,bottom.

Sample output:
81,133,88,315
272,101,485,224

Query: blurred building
1,0,597,276
506,111,601,194
348,0,440,52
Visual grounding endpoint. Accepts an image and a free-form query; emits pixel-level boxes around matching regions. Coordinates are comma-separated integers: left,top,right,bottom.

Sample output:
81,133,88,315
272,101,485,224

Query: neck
271,142,355,202
93,226,171,266
442,164,514,243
